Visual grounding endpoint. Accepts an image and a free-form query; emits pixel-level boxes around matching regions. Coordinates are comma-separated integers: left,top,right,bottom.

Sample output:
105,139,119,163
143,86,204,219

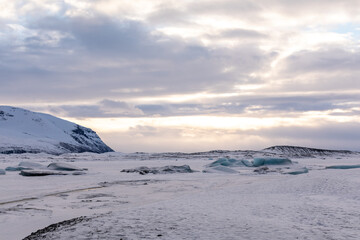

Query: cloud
2,0,360,151
48,99,144,118
0,12,273,104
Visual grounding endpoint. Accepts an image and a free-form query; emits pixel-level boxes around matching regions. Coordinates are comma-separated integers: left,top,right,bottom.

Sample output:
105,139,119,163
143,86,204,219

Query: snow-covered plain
0,149,360,239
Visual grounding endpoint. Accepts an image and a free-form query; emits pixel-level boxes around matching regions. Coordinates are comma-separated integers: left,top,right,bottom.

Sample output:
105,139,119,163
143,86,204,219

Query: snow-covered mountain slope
0,106,113,154
263,145,355,157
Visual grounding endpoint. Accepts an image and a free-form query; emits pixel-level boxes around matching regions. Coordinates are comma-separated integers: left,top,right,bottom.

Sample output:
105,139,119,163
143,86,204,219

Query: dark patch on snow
0,110,14,120
72,125,90,139
20,170,68,176
19,169,86,176
22,216,90,240
77,193,114,199
0,148,38,154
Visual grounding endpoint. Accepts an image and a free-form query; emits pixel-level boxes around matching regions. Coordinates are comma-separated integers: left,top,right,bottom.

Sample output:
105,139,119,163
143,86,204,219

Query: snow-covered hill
0,106,113,154
263,145,355,157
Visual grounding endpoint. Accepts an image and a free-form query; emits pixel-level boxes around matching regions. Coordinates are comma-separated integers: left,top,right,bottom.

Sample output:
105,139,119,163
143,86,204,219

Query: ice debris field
0,147,360,239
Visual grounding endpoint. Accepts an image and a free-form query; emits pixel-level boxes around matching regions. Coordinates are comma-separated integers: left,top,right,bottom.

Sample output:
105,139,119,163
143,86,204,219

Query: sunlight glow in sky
1,0,360,152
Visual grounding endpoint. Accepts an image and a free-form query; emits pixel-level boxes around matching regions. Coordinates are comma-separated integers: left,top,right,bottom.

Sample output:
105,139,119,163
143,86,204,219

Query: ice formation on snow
6,161,45,171
325,165,360,169
47,163,87,171
121,165,195,175
204,157,308,175
281,167,309,175
207,158,246,167
202,165,239,174
7,162,87,176
6,161,46,171
252,158,292,167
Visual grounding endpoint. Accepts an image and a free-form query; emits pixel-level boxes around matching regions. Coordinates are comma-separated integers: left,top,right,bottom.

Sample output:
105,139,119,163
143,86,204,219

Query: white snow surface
0,106,113,154
0,150,360,239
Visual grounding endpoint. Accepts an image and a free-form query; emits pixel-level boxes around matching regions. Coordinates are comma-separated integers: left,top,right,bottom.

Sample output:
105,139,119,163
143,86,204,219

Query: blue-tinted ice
207,158,246,167
204,157,309,175
326,165,360,169
252,158,292,167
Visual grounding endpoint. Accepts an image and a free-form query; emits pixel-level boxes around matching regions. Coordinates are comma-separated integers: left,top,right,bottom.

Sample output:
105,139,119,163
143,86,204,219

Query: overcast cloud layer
1,0,360,152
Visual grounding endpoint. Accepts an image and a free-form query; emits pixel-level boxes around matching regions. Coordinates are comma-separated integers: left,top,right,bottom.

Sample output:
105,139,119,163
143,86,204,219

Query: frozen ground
0,150,360,239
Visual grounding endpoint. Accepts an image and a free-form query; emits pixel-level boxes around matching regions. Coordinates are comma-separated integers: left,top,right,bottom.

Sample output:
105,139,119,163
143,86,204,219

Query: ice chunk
203,166,239,174
241,160,254,167
19,162,45,169
47,163,87,171
5,161,45,171
252,158,292,167
121,165,195,175
0,169,5,175
325,165,360,169
207,158,246,167
5,166,32,171
20,170,68,176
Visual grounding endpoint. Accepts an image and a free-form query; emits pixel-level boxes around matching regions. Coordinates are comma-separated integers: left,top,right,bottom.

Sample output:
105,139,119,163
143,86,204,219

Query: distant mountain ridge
263,145,355,157
0,106,113,154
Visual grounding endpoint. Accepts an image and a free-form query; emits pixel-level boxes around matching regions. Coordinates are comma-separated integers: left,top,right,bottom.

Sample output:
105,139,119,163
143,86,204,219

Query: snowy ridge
263,145,356,157
0,106,113,154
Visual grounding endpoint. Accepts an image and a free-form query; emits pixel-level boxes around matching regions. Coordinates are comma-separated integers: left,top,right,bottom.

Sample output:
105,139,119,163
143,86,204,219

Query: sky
1,0,360,152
